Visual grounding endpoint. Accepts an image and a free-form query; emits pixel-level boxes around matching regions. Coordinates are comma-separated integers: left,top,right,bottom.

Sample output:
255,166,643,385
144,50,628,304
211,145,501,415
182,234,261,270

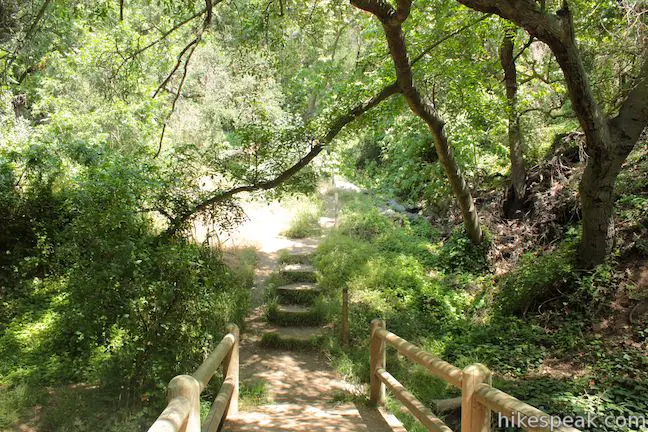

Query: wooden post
461,364,491,432
223,324,240,417
341,287,349,346
369,318,386,406
148,374,201,432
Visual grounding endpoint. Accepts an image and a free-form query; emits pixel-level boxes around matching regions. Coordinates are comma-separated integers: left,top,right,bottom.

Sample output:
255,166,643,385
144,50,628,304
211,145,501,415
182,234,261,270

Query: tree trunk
579,167,615,268
499,32,526,219
454,0,648,267
351,0,483,243
579,132,635,267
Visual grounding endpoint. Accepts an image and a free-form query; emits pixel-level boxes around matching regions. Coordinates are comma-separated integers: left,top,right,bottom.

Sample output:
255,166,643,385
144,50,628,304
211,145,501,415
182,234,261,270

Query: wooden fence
148,324,239,432
369,319,580,432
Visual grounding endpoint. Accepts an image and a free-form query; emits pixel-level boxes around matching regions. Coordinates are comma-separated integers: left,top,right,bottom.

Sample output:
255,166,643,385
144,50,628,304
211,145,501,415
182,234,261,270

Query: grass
0,383,160,431
275,285,321,305
259,332,328,350
277,249,312,265
281,198,323,239
312,187,648,432
265,296,331,327
239,379,270,408
267,266,317,286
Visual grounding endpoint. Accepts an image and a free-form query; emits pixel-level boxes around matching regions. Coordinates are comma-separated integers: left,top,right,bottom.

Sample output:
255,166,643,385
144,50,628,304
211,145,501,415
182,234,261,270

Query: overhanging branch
161,11,491,236
163,82,400,236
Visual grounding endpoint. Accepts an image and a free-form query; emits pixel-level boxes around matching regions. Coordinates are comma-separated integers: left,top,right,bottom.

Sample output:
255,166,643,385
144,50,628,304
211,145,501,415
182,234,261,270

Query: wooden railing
148,324,239,432
369,319,580,432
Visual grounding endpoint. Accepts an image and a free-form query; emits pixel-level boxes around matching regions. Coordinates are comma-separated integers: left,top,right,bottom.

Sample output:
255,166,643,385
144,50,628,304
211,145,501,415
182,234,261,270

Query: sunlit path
221,188,402,431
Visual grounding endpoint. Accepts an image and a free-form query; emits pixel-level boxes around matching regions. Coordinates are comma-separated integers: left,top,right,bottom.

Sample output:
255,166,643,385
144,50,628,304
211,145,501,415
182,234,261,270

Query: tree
350,0,484,244
500,26,526,218
455,0,648,267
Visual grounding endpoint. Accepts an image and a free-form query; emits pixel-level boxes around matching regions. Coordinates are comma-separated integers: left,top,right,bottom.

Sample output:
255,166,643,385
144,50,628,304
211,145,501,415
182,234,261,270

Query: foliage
495,241,577,315
436,227,492,274
281,199,323,239
315,190,648,432
1,0,646,428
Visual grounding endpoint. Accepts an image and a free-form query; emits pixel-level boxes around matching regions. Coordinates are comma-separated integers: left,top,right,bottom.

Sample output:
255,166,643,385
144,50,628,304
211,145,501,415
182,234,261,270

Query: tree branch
455,0,609,153
609,53,648,152
153,0,216,157
161,10,491,235
163,82,401,236
3,0,52,77
410,14,490,65
154,41,200,158
512,35,533,62
115,4,214,74
352,0,483,243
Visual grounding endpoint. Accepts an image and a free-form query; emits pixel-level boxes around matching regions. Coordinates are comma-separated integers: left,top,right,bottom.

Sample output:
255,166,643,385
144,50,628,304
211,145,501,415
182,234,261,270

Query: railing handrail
148,324,240,432
369,318,580,432
373,326,463,388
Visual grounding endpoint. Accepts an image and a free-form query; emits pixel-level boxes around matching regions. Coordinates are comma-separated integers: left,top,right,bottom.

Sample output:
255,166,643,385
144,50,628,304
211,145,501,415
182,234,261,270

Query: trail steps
224,195,399,431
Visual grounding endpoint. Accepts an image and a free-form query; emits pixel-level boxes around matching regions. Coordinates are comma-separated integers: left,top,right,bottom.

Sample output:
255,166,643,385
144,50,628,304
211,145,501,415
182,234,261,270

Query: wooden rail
369,319,580,432
148,324,239,432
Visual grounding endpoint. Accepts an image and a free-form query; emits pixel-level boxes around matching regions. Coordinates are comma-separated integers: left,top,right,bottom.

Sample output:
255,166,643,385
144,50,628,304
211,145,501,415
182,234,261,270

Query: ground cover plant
314,171,648,431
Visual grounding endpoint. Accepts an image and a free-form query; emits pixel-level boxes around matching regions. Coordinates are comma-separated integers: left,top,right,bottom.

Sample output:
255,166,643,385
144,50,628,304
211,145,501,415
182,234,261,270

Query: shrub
0,151,252,399
337,207,393,241
495,243,575,315
437,227,491,274
314,233,372,291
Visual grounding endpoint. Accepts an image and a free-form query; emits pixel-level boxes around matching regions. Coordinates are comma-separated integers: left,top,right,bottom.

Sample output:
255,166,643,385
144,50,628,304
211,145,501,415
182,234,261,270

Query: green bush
496,243,575,315
0,149,252,404
314,233,373,291
437,227,491,274
337,207,393,241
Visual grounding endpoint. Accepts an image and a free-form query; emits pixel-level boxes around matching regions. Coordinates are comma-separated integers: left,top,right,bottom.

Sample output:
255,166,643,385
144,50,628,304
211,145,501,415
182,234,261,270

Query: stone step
267,304,325,327
278,263,317,283
259,326,326,350
278,250,313,265
276,282,321,305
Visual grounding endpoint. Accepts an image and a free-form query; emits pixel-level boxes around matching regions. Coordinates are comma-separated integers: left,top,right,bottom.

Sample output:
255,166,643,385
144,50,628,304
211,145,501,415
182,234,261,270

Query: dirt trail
221,191,402,432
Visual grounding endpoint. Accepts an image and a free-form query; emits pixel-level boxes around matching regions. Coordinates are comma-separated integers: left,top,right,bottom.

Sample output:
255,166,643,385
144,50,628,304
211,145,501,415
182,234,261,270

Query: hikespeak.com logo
498,411,648,431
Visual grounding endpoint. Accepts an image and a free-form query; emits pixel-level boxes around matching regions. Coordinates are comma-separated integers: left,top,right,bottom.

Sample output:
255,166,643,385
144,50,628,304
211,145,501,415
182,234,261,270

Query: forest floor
221,186,403,431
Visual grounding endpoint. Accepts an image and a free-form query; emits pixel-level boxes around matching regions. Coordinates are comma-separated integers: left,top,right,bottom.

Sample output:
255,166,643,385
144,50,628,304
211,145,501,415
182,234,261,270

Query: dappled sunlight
220,186,399,431
225,402,400,431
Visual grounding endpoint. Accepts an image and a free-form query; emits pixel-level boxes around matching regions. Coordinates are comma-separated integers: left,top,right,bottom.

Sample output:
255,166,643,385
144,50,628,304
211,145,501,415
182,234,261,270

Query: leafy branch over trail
164,82,400,236
163,15,488,237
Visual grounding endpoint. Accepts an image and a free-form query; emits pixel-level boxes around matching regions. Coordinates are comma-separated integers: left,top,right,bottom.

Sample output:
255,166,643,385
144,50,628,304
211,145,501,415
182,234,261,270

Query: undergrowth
314,188,648,432
281,197,323,239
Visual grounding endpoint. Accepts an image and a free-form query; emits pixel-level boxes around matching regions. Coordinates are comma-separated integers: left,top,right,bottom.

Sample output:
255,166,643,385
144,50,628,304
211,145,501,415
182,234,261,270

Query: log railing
148,324,240,432
369,319,580,432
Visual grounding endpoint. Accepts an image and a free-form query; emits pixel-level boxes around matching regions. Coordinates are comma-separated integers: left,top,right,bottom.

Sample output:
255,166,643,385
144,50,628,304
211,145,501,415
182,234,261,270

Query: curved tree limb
161,13,488,236
454,0,648,266
163,82,401,236
351,0,484,243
